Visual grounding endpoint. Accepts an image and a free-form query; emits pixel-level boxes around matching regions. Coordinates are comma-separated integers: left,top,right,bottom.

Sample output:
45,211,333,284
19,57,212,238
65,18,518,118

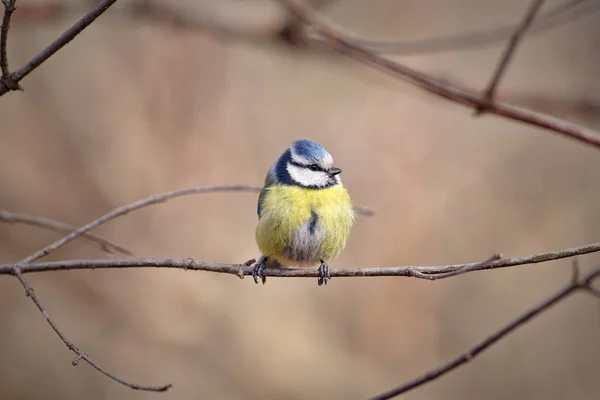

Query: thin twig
17,184,373,264
2,241,599,278
0,0,118,95
280,0,600,150
9,267,171,392
369,266,600,400
1,0,17,84
332,0,595,55
0,210,132,255
571,257,580,284
479,0,545,110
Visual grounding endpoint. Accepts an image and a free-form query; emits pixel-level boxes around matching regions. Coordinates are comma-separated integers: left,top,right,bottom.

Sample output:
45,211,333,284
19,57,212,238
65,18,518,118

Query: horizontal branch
3,241,599,278
0,210,131,255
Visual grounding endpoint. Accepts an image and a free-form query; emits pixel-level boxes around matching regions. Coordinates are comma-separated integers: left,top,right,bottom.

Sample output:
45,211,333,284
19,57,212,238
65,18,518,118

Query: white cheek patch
287,163,330,187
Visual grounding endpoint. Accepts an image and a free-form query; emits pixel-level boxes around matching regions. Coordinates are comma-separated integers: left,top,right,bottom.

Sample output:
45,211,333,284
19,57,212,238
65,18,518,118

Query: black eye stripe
290,161,325,172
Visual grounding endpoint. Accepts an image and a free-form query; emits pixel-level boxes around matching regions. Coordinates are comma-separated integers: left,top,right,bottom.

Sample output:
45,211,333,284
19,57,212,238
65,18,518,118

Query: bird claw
252,257,267,284
318,260,331,286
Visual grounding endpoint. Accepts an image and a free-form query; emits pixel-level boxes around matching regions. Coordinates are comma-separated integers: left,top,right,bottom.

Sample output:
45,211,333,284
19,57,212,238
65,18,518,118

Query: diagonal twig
369,265,600,400
0,0,118,95
279,0,600,150
10,267,171,392
0,210,132,255
477,0,546,113
17,184,373,264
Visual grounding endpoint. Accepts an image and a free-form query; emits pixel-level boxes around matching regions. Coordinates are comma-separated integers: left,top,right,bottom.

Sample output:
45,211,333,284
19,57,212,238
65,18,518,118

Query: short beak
328,167,342,176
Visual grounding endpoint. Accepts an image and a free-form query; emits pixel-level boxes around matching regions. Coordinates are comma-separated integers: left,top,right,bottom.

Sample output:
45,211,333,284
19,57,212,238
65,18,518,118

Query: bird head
273,140,343,188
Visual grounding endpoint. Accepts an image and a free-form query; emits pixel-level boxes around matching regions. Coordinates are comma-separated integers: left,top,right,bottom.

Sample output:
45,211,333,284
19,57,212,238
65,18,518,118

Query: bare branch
280,0,600,150
17,184,373,264
0,210,132,255
2,241,599,278
1,0,20,90
0,0,118,95
369,266,600,400
0,0,16,76
479,0,545,108
9,267,171,391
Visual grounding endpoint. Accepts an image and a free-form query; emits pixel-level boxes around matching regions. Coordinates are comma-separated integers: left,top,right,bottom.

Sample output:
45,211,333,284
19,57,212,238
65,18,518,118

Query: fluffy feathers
255,140,355,268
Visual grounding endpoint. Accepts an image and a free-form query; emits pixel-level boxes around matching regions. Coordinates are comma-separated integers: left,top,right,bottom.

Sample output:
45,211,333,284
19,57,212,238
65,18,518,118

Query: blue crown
291,140,329,163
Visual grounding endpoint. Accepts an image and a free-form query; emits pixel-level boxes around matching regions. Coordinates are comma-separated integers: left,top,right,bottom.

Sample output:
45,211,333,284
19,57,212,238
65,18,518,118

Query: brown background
1,0,599,399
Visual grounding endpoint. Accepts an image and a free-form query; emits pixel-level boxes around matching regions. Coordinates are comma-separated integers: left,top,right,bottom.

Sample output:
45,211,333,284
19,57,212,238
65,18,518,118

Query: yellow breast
255,184,355,266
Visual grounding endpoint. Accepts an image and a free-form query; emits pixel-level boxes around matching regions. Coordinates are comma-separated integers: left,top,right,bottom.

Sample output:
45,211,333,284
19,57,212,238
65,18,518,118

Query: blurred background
1,0,600,399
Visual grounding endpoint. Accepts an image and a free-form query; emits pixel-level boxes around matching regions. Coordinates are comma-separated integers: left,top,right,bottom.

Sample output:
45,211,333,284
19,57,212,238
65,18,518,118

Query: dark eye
308,164,321,171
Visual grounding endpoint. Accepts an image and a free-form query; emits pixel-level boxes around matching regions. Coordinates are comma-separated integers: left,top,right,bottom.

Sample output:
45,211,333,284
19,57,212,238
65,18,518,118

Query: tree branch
17,184,373,264
369,264,600,400
0,0,118,96
480,0,545,104
280,0,600,150
0,210,132,255
0,0,20,90
10,267,171,392
2,241,599,278
0,0,16,76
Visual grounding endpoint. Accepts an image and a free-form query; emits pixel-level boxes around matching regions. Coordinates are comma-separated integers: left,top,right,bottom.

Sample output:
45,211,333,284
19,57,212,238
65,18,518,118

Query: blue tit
253,140,355,285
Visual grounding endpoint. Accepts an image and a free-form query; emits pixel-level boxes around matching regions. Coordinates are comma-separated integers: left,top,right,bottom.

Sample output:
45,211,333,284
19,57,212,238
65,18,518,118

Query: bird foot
318,260,331,286
252,256,267,284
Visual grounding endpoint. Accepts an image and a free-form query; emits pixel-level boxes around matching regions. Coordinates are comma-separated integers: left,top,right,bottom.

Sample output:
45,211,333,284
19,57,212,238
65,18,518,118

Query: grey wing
257,168,277,218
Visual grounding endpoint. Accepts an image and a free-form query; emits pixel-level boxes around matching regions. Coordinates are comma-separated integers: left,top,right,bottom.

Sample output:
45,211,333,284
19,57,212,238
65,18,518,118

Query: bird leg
252,256,268,284
318,260,331,286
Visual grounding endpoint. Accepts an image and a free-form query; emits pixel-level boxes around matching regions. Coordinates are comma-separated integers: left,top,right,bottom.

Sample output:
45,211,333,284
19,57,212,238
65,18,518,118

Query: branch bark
2,241,599,278
0,0,20,89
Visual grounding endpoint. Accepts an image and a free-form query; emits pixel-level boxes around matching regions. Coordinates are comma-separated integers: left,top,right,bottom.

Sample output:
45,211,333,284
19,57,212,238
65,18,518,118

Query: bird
253,140,355,285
